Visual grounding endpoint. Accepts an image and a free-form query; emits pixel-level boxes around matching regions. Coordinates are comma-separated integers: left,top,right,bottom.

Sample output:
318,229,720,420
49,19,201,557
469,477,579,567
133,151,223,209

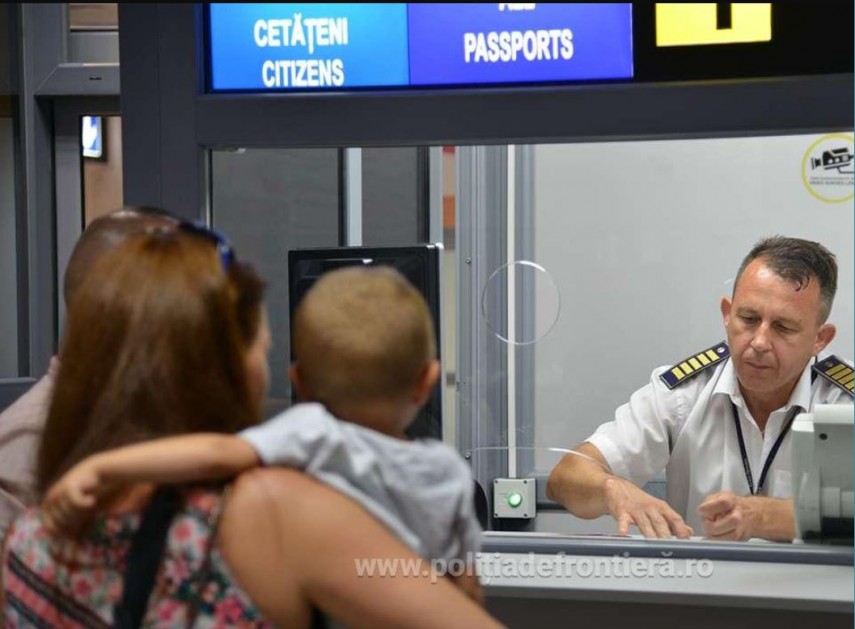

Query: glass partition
211,148,341,416
211,146,441,420
206,132,853,544
525,134,854,456
362,147,426,246
473,132,854,541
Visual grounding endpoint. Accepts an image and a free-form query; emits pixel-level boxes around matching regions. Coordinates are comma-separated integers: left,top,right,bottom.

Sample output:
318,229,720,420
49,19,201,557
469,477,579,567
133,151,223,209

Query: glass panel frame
0,5,24,385
117,4,855,545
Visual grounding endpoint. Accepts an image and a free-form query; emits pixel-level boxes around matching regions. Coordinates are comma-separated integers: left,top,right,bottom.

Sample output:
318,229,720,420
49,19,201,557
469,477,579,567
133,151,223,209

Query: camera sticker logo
802,134,854,204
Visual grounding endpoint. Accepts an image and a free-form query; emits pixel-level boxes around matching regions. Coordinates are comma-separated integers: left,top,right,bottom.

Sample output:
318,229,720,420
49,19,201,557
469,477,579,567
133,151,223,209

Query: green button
507,492,523,508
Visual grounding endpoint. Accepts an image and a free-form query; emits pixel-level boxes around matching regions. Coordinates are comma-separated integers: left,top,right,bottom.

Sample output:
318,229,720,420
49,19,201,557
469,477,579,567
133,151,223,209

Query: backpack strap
114,486,180,629
659,342,730,390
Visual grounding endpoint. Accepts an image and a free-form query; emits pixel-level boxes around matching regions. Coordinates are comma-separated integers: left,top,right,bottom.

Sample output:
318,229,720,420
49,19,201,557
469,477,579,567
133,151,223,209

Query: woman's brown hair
37,228,265,493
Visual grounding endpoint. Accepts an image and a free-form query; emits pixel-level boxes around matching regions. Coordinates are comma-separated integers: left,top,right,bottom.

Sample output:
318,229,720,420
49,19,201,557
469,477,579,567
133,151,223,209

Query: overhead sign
655,3,772,47
208,4,410,90
206,4,851,91
207,3,634,92
408,3,633,86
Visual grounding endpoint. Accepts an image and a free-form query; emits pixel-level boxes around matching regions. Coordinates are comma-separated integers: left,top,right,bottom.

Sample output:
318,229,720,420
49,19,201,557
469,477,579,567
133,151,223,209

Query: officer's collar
713,357,812,413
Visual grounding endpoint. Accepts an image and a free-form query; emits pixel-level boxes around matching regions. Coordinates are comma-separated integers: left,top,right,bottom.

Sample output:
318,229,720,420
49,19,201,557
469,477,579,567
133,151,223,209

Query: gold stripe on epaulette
827,364,848,378
813,356,855,397
833,369,851,382
660,342,730,389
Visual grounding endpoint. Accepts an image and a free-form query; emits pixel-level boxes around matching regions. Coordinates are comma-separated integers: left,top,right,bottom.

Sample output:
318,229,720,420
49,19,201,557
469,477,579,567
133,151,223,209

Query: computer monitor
287,244,442,440
791,404,854,544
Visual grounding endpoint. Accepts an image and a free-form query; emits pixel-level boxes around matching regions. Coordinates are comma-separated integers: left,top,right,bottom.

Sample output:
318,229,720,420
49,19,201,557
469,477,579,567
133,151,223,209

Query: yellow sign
656,3,772,47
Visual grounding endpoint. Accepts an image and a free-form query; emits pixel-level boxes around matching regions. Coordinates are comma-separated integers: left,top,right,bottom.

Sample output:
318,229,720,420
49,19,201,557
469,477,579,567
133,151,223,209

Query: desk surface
480,532,854,613
482,531,853,564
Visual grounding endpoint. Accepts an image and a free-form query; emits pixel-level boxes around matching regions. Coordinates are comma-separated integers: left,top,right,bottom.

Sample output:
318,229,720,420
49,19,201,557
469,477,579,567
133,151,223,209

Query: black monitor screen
288,244,442,440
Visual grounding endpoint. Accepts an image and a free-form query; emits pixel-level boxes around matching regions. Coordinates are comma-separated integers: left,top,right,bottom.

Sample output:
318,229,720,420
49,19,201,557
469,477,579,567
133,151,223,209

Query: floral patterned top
2,488,271,628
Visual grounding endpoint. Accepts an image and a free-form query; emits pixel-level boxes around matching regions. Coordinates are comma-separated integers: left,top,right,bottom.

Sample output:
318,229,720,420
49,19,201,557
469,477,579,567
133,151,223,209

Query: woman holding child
2,223,501,628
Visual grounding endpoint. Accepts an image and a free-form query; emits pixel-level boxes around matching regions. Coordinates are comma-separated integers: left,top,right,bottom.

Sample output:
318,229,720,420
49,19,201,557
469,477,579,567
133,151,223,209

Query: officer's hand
603,476,693,539
698,491,757,541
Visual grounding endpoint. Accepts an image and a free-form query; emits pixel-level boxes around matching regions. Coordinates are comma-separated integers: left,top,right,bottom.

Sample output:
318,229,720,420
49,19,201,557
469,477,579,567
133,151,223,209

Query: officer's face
720,259,836,401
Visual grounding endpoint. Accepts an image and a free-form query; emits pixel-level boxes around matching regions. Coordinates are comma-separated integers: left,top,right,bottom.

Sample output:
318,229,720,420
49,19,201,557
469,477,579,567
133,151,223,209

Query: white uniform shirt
586,354,853,533
239,403,482,563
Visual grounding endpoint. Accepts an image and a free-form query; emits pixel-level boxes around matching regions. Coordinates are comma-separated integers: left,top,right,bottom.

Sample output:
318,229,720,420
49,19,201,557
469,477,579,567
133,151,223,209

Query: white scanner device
791,404,854,543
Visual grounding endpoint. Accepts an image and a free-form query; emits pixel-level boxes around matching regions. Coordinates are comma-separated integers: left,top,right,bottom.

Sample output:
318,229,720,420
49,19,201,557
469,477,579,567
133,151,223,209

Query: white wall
0,118,17,377
529,132,854,464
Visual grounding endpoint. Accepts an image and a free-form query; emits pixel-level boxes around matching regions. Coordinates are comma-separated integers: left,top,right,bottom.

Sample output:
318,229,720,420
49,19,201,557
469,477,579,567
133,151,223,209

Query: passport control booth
118,3,854,627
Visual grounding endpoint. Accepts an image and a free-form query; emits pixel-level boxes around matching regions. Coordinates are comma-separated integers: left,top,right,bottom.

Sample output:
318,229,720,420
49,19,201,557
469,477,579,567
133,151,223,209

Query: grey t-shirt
239,403,482,563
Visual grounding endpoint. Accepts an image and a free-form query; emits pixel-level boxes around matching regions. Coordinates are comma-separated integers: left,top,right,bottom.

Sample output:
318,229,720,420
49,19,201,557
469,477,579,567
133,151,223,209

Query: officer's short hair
734,236,838,323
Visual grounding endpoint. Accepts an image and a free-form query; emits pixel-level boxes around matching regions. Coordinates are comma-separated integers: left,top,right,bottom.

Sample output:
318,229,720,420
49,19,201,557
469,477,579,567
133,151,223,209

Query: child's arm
43,433,259,536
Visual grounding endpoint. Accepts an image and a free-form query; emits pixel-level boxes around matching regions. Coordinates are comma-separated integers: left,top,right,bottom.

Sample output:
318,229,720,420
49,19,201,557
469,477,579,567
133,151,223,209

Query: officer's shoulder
658,341,730,390
812,355,854,398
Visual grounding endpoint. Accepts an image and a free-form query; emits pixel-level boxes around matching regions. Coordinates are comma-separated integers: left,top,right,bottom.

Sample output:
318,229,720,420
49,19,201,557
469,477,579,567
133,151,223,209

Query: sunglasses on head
177,221,235,272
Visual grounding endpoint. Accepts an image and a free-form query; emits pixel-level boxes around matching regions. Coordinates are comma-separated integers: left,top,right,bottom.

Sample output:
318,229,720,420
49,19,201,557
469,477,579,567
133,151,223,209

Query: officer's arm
746,496,796,542
753,497,796,541
547,443,693,539
546,443,614,519
699,492,795,541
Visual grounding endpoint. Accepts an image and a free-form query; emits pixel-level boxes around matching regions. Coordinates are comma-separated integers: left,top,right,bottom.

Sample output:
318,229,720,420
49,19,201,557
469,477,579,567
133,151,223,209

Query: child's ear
413,360,441,406
289,363,311,401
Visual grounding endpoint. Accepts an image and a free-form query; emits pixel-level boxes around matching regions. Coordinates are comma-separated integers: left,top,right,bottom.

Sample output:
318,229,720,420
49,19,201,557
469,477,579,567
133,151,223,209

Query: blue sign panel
407,3,633,86
208,4,410,90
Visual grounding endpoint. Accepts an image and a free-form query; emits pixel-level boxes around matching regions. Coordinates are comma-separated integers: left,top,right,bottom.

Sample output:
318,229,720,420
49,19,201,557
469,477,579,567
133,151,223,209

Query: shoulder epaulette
812,355,854,397
659,342,729,390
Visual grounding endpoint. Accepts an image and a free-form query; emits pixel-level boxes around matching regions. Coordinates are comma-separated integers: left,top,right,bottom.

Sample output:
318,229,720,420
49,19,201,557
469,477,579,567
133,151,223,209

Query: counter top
479,532,854,613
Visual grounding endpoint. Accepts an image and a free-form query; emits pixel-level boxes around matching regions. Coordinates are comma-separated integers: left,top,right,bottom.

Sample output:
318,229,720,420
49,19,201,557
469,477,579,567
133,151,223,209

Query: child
44,266,483,599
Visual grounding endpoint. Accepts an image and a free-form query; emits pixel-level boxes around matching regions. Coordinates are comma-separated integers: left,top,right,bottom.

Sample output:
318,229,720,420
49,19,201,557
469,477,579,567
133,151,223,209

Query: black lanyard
730,401,801,496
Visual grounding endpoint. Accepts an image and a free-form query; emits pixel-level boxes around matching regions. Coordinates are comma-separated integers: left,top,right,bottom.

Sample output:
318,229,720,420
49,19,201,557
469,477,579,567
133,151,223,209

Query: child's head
290,266,439,433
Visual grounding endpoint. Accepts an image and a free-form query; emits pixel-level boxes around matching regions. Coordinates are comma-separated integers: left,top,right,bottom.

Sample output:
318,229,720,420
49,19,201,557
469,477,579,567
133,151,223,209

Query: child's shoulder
244,403,334,434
